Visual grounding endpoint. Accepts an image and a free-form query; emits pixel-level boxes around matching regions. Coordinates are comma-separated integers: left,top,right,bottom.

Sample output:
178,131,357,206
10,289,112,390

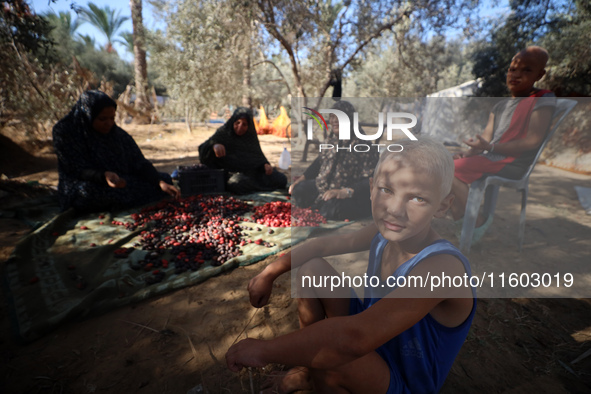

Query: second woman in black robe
199,107,287,194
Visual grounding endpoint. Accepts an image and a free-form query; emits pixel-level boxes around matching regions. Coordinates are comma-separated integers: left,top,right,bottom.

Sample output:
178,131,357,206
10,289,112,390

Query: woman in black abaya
198,107,287,194
53,90,179,212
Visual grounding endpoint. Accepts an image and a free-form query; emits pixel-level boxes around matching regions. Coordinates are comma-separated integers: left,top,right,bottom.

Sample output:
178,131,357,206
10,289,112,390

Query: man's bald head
513,46,549,69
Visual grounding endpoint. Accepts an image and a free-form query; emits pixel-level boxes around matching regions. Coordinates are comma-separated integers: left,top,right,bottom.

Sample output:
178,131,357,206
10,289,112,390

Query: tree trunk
130,0,152,121
185,105,193,134
241,40,252,108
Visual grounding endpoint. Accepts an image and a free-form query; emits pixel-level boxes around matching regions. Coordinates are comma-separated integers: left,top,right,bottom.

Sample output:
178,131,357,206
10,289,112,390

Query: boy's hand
248,271,274,308
453,149,479,159
454,135,492,159
226,338,267,372
463,135,491,152
248,253,292,308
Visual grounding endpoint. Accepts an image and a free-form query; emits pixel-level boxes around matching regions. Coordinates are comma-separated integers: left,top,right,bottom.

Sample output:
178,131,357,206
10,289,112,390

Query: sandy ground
1,123,591,393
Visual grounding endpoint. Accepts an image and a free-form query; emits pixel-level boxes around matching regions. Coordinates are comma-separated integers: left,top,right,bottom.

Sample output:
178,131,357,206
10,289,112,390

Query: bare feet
261,367,312,394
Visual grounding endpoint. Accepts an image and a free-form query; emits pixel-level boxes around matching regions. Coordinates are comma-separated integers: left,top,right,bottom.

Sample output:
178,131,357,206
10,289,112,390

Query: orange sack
256,106,271,135
271,106,291,138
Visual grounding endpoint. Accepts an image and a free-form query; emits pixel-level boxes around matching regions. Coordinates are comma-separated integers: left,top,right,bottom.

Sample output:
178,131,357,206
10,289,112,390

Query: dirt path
1,123,590,393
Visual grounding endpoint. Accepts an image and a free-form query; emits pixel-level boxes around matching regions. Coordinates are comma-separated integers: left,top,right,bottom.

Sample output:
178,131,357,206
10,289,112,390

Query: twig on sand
182,356,195,366
571,348,591,364
119,318,159,333
231,308,260,347
558,360,577,376
245,332,255,394
206,341,220,364
186,332,198,360
248,367,255,394
172,325,199,365
163,313,171,330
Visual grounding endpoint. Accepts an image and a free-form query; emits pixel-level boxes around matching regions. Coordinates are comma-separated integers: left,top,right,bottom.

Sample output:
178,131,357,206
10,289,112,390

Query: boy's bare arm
227,297,443,372
484,106,553,156
248,223,378,307
463,106,554,156
456,112,495,158
230,254,472,371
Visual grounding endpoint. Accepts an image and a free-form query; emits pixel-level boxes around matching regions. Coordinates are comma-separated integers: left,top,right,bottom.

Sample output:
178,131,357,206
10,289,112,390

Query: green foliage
43,10,85,64
540,0,591,96
76,49,133,96
148,0,262,119
1,0,53,57
346,35,474,97
1,1,134,140
77,33,97,49
43,10,82,37
472,0,590,97
149,0,480,121
79,2,129,51
249,55,292,109
42,7,133,97
255,0,480,101
0,0,79,137
116,31,134,55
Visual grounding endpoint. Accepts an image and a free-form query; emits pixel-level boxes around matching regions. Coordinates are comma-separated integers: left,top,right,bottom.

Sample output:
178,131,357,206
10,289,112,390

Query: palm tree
43,11,83,62
80,2,129,53
115,31,134,55
130,0,151,115
43,11,82,38
78,34,97,49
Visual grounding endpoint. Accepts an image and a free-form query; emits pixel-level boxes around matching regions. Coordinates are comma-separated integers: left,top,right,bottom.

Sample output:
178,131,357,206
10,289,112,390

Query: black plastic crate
178,168,225,196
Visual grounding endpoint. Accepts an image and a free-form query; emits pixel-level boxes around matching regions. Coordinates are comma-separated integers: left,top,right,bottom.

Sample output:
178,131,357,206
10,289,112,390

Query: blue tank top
360,233,476,394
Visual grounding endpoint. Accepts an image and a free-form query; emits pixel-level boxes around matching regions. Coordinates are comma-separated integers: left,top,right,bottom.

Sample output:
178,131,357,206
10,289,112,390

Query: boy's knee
297,257,329,279
296,258,332,299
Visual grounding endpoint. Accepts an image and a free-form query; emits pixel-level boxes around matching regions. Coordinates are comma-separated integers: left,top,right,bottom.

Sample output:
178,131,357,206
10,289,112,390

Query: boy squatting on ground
225,138,477,394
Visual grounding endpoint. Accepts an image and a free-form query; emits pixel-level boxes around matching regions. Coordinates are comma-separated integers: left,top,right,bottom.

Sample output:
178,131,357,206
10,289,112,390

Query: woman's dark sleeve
136,160,161,184
255,156,271,173
350,178,371,200
245,137,270,173
303,157,322,179
53,123,106,185
198,138,218,167
80,169,107,184
122,132,161,185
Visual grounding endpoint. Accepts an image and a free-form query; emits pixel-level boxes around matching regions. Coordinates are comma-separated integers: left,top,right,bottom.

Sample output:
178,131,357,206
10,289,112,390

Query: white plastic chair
459,98,578,253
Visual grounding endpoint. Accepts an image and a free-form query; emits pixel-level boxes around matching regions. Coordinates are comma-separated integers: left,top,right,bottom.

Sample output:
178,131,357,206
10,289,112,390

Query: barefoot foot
261,367,312,394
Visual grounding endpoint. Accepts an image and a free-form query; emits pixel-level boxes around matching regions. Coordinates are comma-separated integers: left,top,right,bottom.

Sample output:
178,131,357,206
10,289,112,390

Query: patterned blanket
2,192,347,343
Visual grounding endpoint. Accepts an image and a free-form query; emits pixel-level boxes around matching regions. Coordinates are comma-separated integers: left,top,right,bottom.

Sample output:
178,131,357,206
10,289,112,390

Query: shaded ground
0,123,590,393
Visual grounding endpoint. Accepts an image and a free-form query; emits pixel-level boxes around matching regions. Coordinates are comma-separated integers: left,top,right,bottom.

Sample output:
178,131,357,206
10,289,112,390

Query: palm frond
80,2,129,45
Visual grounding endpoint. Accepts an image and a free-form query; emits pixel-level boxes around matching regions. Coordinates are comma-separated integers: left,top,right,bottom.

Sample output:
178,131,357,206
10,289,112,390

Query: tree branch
252,60,293,96
339,10,410,72
9,40,60,122
256,0,306,97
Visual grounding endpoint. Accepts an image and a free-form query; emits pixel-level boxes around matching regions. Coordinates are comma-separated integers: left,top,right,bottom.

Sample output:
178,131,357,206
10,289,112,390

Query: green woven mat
2,192,348,343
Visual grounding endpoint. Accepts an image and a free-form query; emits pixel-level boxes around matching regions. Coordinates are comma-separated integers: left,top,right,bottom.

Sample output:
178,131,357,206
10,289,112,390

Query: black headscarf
58,89,118,135
199,107,269,173
53,90,160,186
